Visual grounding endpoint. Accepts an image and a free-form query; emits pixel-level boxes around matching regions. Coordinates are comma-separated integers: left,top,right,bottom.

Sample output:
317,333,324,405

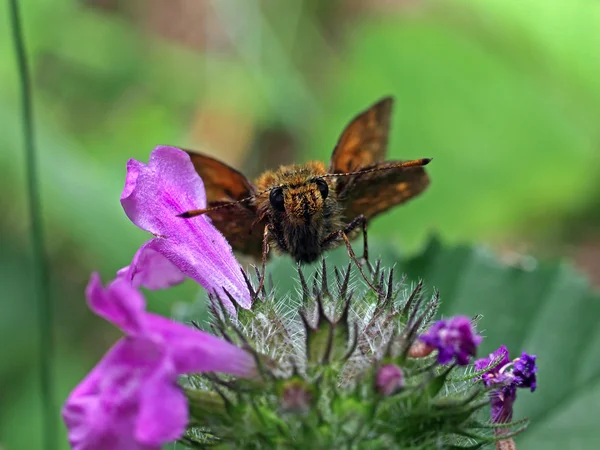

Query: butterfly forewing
329,97,393,173
336,162,430,222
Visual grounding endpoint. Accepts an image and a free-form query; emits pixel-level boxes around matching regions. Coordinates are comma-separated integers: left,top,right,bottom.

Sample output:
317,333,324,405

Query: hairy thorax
253,161,343,263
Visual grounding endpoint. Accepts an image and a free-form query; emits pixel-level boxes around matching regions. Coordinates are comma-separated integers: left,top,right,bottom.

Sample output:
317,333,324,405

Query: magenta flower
419,316,482,365
475,346,537,423
120,146,251,314
62,274,256,450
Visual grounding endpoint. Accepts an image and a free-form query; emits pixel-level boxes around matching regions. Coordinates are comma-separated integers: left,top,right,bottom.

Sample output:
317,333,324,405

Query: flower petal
146,313,257,377
86,273,146,335
63,340,161,450
121,147,206,234
120,146,251,312
117,242,186,290
474,345,510,374
135,359,188,445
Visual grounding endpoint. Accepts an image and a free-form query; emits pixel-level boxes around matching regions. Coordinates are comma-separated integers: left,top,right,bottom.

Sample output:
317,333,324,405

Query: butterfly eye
269,187,285,212
315,178,329,200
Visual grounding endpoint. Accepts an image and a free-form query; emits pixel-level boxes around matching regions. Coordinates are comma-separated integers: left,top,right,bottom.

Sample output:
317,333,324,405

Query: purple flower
62,274,256,450
513,352,537,392
120,146,251,315
474,345,510,386
419,316,482,365
475,346,537,423
375,364,405,396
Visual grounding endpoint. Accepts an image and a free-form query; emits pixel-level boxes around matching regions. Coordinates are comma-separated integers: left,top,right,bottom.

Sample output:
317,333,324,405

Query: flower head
119,146,251,314
62,274,256,450
419,316,482,365
475,346,537,423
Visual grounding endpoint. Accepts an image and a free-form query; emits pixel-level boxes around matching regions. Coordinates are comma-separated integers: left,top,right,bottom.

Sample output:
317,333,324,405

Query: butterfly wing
185,150,266,259
186,150,256,202
328,97,393,173
336,161,430,222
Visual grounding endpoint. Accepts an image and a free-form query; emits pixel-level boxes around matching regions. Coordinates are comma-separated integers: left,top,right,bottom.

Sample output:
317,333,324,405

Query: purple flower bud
513,352,537,392
419,316,482,366
375,364,405,396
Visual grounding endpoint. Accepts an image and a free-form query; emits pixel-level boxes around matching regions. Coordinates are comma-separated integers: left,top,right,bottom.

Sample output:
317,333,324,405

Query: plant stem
8,0,56,449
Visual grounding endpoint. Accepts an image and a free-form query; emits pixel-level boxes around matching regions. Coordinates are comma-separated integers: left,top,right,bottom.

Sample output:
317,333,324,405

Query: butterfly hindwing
185,150,266,259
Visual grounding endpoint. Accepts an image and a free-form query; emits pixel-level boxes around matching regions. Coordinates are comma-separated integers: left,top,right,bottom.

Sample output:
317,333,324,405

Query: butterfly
180,97,431,291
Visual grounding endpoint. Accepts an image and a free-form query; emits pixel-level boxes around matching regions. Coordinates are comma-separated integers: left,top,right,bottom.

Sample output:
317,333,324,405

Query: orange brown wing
328,97,393,173
202,202,266,259
336,161,430,222
184,149,266,259
185,150,256,202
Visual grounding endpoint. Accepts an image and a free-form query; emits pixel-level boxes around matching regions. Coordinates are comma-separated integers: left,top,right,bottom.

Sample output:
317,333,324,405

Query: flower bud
279,379,314,414
375,364,404,396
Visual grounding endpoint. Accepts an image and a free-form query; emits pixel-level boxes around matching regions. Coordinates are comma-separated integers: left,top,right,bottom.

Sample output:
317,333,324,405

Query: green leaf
396,238,600,450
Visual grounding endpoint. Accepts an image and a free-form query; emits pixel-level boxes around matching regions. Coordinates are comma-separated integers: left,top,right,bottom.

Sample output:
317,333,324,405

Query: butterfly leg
327,214,370,265
321,216,381,295
340,231,381,295
357,214,369,266
356,216,377,274
254,224,270,299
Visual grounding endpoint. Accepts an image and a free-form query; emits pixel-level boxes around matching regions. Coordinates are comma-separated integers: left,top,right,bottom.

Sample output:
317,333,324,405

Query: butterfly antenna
323,158,432,178
177,187,275,219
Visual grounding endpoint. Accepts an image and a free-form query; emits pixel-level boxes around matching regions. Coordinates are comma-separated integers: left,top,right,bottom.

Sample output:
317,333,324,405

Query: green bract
178,260,528,449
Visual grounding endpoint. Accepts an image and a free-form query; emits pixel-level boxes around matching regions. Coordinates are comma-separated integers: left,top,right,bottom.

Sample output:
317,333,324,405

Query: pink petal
86,274,146,335
63,340,158,450
146,313,257,377
117,242,186,290
120,148,206,235
64,338,169,450
120,146,251,313
135,359,188,445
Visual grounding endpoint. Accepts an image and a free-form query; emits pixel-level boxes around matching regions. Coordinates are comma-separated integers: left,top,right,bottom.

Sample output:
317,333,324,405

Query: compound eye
269,187,285,212
315,178,329,199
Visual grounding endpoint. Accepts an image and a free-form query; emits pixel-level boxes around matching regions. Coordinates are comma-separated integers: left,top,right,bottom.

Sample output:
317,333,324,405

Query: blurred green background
2,0,600,448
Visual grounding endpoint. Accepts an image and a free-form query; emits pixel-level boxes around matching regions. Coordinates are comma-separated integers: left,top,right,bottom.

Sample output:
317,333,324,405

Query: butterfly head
254,161,337,226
